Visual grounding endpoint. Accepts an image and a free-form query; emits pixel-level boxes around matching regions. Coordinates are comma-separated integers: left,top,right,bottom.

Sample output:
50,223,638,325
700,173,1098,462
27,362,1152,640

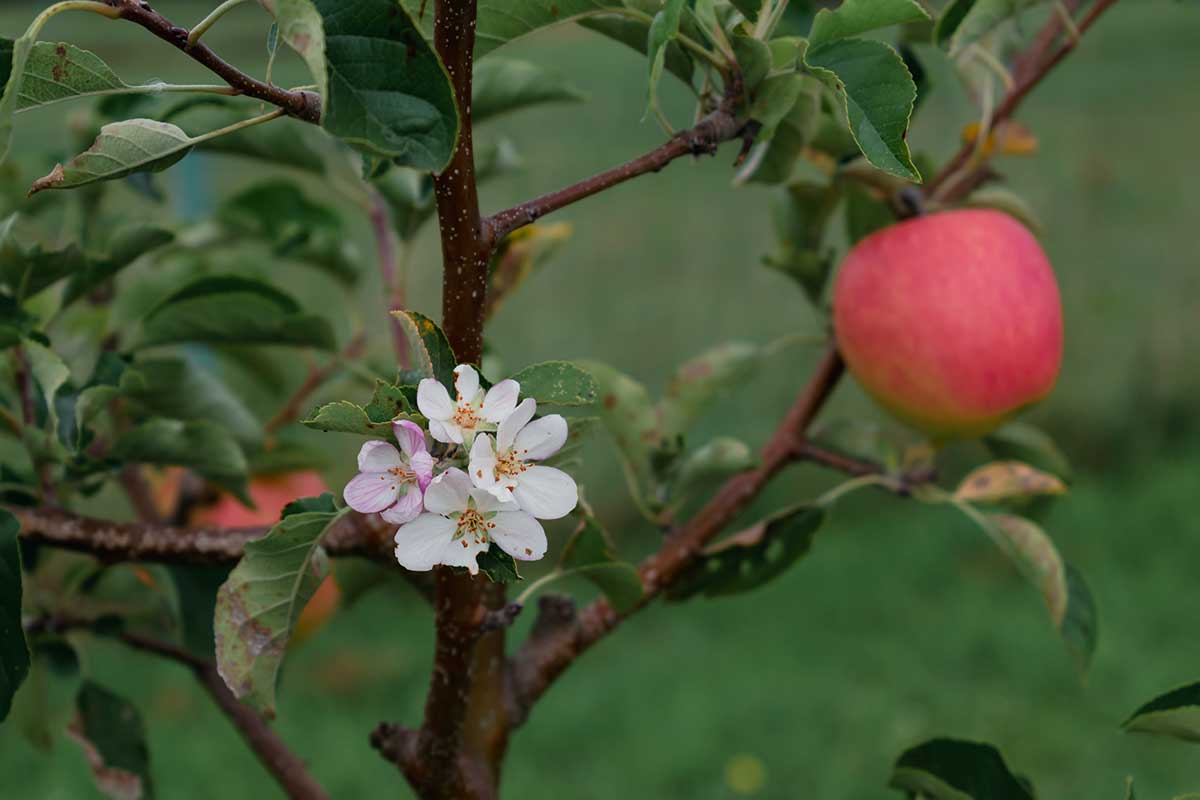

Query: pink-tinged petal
417,378,454,421
497,397,536,451
481,379,520,423
423,468,472,515
343,471,400,513
454,364,480,403
409,451,435,491
393,420,427,459
380,486,424,525
512,466,578,520
513,414,568,461
437,537,489,575
490,511,547,562
470,487,519,513
357,440,403,473
394,514,456,571
428,418,462,445
468,435,499,490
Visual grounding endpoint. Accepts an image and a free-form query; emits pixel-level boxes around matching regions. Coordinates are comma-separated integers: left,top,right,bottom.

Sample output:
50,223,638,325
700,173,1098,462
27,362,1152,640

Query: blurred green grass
2,0,1199,797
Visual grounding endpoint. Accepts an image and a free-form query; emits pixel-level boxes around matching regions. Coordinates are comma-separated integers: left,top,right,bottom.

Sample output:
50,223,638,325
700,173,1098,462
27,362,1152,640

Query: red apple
832,209,1062,439
194,470,341,645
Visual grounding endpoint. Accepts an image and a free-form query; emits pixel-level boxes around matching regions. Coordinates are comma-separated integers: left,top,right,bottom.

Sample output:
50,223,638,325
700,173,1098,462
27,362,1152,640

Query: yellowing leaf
954,460,1066,503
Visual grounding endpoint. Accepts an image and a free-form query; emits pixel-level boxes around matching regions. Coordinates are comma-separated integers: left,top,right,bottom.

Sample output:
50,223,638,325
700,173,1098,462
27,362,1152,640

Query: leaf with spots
660,341,760,436
954,461,1067,504
392,310,456,391
69,682,154,800
509,361,597,407
28,118,195,195
313,0,458,170
214,501,347,716
258,0,327,110
888,737,1033,800
666,505,825,601
984,421,1072,481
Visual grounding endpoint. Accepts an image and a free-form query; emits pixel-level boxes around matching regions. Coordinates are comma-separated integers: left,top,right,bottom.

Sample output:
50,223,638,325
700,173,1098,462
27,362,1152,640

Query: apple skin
831,209,1063,439
194,470,341,645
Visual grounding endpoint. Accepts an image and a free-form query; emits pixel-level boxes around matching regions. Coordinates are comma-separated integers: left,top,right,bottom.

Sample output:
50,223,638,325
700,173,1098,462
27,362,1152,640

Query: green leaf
12,41,126,110
731,35,772,91
646,0,687,121
1125,682,1200,743
762,179,840,301
734,77,823,185
477,547,521,583
661,341,760,436
937,0,1047,56
22,338,69,437
804,38,921,181
391,310,456,390
0,214,88,300
809,0,929,48
510,361,597,407
29,118,194,195
0,509,28,723
0,28,35,162
667,505,825,601
559,516,642,613
301,380,413,435
111,418,249,501
314,0,458,170
983,513,1097,671
259,0,327,111
984,421,1071,481
578,14,693,86
118,358,260,447
137,275,335,351
748,74,807,141
70,682,154,800
888,738,1033,800
167,564,230,660
577,360,662,507
472,58,584,123
61,225,174,307
669,437,754,511
214,505,346,716
473,1,620,57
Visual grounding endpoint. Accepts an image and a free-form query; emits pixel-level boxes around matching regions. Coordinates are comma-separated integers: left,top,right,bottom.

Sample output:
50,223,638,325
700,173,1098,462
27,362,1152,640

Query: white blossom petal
393,420,427,459
454,364,480,403
357,440,403,473
512,466,578,520
481,379,520,423
417,378,454,421
380,486,424,525
343,471,400,514
437,537,489,575
497,397,537,451
470,488,519,513
428,418,463,445
423,468,472,515
468,435,499,490
513,414,568,461
394,514,457,572
489,511,547,562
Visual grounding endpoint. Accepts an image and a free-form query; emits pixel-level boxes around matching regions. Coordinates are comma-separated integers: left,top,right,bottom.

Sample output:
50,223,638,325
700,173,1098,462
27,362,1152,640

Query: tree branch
101,0,320,123
29,616,328,800
367,190,412,367
928,0,1121,202
483,101,744,246
263,332,367,438
508,343,846,722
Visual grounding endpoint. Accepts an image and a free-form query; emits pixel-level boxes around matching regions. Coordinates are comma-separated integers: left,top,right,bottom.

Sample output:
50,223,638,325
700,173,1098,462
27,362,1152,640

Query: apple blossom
417,364,519,446
342,420,434,525
468,398,578,520
393,468,547,574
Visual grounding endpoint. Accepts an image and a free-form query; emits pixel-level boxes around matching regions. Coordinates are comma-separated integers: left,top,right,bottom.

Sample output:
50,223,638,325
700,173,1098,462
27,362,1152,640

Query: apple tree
4,0,1186,798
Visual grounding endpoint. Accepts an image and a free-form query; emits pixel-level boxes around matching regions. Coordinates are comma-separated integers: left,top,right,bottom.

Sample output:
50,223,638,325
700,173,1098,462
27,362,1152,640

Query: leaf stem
514,568,565,606
188,107,285,145
187,0,253,49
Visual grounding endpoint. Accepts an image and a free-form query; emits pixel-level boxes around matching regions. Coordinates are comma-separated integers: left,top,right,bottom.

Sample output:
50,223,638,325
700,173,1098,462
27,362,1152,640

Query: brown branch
508,343,846,722
101,0,320,123
928,0,1122,202
9,505,397,566
30,616,328,800
263,332,367,438
483,102,744,245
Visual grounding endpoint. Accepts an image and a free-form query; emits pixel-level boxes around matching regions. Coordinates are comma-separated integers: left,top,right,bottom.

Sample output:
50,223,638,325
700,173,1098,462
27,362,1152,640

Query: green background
2,1,1199,797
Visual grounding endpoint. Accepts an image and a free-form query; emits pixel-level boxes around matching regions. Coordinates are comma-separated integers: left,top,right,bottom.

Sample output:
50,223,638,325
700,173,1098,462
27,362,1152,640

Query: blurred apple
193,470,341,646
832,209,1062,439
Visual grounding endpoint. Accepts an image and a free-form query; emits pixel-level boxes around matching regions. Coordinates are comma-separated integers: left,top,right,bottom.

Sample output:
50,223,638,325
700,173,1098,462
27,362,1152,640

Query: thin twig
101,0,319,123
29,615,329,800
263,332,367,438
367,190,411,367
